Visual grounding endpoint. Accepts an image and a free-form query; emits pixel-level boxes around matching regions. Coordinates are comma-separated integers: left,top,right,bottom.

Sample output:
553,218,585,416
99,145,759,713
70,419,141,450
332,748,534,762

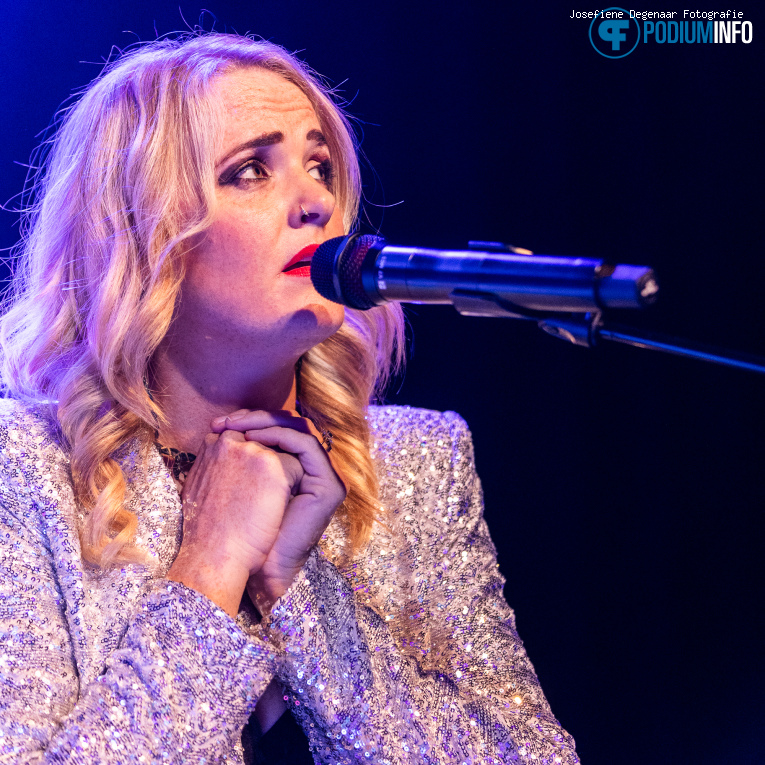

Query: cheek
194,214,276,284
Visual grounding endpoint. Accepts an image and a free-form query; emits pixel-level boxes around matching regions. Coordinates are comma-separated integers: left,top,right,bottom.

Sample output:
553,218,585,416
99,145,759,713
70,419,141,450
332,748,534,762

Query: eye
219,159,270,186
233,160,269,182
307,158,335,189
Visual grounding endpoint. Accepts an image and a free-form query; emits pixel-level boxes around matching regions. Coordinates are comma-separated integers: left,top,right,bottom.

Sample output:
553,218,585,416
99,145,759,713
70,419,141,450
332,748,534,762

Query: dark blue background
1,2,763,762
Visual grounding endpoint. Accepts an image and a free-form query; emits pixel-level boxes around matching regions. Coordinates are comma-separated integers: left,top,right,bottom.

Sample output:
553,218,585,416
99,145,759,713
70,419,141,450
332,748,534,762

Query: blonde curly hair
0,33,404,568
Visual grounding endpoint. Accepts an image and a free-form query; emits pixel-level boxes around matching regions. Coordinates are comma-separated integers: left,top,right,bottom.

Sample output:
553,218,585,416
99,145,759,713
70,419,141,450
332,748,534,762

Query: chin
287,301,346,353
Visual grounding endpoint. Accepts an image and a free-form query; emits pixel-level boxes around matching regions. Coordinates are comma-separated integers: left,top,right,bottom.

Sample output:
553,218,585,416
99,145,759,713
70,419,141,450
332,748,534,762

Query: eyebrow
217,129,327,168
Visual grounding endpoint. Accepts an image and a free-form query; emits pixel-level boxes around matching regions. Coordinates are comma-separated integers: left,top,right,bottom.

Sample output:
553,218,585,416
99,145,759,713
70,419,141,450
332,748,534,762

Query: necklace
156,445,196,486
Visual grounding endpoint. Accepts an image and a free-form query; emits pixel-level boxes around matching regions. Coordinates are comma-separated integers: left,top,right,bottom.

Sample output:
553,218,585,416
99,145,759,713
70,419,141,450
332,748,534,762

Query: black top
242,709,313,765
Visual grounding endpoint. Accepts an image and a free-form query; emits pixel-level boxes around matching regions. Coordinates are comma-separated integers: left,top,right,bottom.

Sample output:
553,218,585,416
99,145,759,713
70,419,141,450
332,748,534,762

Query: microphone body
311,235,658,315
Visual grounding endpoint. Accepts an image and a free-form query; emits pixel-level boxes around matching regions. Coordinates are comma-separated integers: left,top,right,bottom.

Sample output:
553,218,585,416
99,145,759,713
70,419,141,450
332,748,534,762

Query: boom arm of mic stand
539,314,765,375
445,290,765,375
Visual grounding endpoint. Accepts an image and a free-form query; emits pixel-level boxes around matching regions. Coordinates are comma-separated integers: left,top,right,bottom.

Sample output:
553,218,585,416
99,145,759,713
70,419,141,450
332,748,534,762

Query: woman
0,33,579,764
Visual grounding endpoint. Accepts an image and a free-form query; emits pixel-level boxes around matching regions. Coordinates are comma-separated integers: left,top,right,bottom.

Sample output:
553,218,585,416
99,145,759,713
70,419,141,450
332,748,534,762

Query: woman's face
177,66,346,366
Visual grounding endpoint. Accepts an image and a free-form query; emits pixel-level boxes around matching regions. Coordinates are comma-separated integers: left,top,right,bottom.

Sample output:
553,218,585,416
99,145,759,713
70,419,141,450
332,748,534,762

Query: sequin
0,399,578,763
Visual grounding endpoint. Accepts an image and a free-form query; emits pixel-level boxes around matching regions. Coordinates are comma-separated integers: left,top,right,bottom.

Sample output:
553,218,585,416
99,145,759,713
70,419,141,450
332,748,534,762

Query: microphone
311,234,659,316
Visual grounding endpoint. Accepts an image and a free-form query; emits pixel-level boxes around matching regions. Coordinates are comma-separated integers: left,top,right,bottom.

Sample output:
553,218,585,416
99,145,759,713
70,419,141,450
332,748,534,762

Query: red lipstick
283,244,319,277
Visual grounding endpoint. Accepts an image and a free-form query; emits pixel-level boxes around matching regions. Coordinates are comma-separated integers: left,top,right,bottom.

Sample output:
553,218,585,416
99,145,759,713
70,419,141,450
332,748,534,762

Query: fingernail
227,411,247,421
212,416,226,427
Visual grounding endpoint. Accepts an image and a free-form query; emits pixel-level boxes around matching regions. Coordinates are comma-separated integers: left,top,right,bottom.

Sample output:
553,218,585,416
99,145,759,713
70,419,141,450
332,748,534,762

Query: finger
218,410,313,436
217,428,248,443
210,408,250,432
295,415,324,442
217,429,305,490
243,426,336,480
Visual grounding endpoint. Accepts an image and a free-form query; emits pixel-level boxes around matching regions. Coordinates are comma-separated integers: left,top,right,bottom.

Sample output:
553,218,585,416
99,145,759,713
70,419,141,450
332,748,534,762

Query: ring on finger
320,429,334,453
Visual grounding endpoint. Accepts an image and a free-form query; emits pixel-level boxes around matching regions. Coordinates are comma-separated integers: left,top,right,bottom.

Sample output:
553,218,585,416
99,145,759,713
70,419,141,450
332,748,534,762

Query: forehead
210,67,319,141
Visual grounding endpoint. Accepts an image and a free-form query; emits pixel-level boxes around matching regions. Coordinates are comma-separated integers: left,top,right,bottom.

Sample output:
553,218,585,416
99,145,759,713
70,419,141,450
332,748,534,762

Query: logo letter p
598,19,630,50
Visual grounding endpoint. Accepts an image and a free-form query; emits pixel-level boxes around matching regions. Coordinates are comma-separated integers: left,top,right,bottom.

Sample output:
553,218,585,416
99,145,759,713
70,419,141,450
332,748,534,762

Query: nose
300,206,319,224
290,172,336,229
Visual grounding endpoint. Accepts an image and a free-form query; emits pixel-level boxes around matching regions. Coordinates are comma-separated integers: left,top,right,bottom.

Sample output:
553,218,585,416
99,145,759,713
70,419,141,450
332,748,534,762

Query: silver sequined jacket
0,399,579,764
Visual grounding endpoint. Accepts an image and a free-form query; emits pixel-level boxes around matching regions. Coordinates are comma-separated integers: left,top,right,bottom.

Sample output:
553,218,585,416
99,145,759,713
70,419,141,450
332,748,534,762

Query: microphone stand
448,242,765,375
538,314,765,375
451,292,765,375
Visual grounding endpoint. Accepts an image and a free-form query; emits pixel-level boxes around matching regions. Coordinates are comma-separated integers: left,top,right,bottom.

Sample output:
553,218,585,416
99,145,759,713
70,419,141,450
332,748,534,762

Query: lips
282,244,320,276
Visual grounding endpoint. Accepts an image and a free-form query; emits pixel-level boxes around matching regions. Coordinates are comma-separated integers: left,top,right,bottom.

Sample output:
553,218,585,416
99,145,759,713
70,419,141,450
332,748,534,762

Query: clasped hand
167,410,346,616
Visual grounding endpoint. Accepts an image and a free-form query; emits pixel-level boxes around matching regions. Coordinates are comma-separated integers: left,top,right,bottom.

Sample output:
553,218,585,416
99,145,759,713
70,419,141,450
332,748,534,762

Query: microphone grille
337,234,379,310
311,237,346,303
312,234,382,310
